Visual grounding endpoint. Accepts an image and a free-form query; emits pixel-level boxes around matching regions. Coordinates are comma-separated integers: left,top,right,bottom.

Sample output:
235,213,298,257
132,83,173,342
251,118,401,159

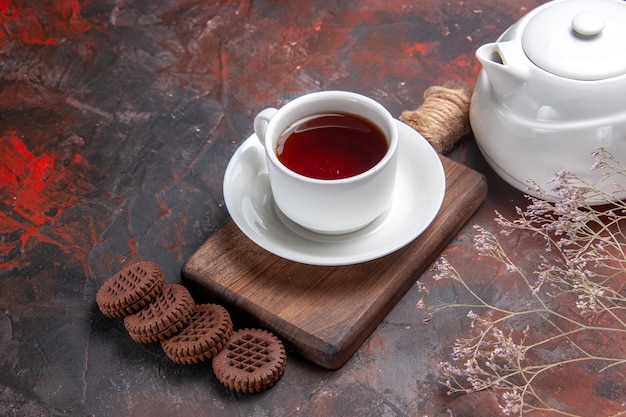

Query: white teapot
470,0,626,203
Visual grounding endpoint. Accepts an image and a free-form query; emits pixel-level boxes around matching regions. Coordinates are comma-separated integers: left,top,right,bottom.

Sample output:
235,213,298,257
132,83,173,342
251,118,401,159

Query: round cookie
212,328,287,393
161,303,233,364
124,284,195,344
96,261,164,318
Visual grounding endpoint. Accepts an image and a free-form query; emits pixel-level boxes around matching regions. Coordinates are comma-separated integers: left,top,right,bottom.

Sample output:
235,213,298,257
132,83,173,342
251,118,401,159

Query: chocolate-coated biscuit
212,328,287,393
161,303,233,364
96,261,164,318
124,284,195,344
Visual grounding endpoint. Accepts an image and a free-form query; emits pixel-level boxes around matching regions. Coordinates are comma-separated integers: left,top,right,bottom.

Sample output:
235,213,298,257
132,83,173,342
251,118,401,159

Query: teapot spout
476,42,529,97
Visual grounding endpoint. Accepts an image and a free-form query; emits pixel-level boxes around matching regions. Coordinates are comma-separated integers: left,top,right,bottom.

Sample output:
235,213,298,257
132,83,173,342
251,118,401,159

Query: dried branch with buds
418,149,626,417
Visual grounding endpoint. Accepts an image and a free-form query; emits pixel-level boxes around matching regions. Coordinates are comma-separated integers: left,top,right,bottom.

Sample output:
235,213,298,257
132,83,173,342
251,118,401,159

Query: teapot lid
521,0,626,80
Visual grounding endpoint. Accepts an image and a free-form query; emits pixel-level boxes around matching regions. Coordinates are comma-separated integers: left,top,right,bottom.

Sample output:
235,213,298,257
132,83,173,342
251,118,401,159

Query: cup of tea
253,91,399,234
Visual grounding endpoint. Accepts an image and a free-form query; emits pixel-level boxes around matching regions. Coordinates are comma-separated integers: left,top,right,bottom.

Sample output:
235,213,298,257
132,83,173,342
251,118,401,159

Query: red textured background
1,0,622,416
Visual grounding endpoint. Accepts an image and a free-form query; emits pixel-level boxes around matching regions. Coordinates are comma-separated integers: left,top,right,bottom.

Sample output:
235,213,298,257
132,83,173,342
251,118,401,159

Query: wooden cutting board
182,156,487,369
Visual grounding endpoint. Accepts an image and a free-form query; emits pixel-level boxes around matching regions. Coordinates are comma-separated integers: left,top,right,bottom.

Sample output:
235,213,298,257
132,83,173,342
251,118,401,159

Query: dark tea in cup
275,112,388,180
253,91,398,234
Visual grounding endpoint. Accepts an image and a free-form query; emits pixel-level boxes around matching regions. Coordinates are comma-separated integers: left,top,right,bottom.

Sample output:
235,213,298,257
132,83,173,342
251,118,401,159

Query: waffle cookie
124,284,195,344
96,261,164,318
161,303,233,364
212,328,287,393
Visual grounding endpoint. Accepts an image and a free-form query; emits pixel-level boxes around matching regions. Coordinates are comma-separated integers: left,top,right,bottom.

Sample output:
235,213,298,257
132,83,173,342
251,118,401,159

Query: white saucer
223,119,446,266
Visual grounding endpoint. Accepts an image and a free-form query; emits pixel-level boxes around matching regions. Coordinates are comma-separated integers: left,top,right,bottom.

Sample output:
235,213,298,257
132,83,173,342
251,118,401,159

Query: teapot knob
572,12,605,37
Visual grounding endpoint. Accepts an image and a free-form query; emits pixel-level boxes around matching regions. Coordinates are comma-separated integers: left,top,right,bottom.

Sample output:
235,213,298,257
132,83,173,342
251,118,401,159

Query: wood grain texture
182,156,487,369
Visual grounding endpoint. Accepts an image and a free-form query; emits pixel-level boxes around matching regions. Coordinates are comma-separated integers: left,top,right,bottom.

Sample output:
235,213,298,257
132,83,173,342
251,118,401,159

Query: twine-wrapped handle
400,80,473,154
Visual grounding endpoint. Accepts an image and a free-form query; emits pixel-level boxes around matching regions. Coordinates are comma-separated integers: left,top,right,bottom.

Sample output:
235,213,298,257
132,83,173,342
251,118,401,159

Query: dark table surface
1,0,624,416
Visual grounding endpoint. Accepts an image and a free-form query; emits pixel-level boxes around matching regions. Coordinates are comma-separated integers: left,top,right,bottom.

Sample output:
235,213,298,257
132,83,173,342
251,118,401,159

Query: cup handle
253,108,278,144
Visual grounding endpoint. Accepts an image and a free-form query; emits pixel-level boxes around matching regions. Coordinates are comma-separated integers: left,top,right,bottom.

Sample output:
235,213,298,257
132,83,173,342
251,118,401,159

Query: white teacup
253,91,398,234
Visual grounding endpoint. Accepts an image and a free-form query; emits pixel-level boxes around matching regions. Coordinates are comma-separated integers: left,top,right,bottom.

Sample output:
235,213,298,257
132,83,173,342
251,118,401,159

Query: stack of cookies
96,261,287,393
